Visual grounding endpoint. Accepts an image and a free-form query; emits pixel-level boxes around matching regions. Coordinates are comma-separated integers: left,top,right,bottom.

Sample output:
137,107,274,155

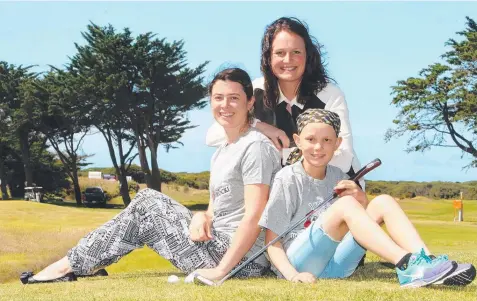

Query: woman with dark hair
20,68,281,284
207,17,363,188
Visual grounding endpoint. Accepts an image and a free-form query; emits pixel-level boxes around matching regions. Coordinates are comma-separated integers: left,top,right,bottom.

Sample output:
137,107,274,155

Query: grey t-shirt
210,128,282,267
258,161,348,252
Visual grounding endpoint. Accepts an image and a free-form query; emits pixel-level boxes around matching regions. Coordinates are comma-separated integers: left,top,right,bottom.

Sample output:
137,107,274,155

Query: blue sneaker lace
413,249,433,265
434,254,449,261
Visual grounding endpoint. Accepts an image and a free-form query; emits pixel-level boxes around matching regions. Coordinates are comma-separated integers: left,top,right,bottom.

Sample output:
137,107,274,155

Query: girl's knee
369,194,399,209
322,196,357,222
338,197,370,222
335,196,362,215
335,195,361,208
367,194,400,222
375,194,396,202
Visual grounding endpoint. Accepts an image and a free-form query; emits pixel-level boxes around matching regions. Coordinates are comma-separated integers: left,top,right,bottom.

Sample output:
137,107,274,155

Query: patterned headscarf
286,109,341,165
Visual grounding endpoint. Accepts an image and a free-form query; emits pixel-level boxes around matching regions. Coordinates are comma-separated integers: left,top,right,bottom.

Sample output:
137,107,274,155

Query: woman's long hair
260,17,334,109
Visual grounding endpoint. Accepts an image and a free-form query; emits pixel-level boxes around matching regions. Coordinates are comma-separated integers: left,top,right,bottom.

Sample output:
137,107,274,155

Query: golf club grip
218,158,381,285
349,158,381,183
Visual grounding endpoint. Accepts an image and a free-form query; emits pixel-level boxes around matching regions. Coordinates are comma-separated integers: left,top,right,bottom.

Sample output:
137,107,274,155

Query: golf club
188,158,382,286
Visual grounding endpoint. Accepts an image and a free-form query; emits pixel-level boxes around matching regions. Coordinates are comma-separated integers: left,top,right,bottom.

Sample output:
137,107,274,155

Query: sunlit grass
0,194,475,300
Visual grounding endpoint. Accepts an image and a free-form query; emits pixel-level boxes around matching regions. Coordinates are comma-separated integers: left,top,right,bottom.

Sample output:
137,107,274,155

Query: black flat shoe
76,269,108,278
20,271,77,284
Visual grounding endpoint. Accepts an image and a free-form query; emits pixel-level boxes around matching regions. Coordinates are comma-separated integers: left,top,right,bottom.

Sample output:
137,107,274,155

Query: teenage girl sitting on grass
258,108,475,288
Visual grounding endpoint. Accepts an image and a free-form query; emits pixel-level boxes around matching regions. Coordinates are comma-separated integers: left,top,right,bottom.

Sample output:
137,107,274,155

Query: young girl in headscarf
259,108,475,288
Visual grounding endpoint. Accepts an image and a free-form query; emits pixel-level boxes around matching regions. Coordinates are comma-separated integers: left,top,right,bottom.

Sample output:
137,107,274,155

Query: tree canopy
386,17,477,169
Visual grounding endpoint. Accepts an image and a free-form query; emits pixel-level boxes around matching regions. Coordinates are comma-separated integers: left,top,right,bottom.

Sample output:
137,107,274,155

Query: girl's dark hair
260,17,334,109
208,68,254,124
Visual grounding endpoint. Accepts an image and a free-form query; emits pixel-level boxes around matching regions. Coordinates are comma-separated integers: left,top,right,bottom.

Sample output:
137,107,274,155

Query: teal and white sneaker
396,249,457,288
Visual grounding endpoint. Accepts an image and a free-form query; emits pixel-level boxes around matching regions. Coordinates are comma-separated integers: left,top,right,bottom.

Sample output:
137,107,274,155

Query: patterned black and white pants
67,188,266,277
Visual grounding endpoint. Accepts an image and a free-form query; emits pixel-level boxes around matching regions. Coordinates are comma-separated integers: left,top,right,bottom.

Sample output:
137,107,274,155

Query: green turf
0,197,476,300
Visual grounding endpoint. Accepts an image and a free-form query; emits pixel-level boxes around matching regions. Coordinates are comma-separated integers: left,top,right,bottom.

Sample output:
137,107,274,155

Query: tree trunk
139,144,152,187
101,130,128,206
48,137,83,206
135,131,152,187
71,168,82,206
0,145,8,200
0,165,7,200
116,133,132,206
100,128,134,206
149,142,161,192
118,168,131,206
18,129,33,187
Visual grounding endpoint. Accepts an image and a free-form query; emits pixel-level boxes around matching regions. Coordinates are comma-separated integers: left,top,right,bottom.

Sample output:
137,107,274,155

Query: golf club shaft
217,158,382,285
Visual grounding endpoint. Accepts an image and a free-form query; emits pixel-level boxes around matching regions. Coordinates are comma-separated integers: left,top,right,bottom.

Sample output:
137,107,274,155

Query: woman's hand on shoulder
255,122,290,150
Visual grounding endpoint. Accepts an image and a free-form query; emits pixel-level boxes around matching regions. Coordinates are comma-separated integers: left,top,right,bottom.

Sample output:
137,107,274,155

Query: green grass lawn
0,196,476,300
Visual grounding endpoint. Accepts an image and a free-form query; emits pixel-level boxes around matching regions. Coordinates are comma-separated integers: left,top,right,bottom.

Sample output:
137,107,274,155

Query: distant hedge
366,180,477,200
80,166,476,200
80,165,210,190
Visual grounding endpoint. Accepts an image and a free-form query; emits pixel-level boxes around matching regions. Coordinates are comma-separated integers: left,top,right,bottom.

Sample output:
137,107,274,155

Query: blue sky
1,1,477,182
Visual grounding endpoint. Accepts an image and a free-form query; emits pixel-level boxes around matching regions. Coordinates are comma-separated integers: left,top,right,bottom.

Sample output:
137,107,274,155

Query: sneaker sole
434,264,476,286
400,261,457,288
